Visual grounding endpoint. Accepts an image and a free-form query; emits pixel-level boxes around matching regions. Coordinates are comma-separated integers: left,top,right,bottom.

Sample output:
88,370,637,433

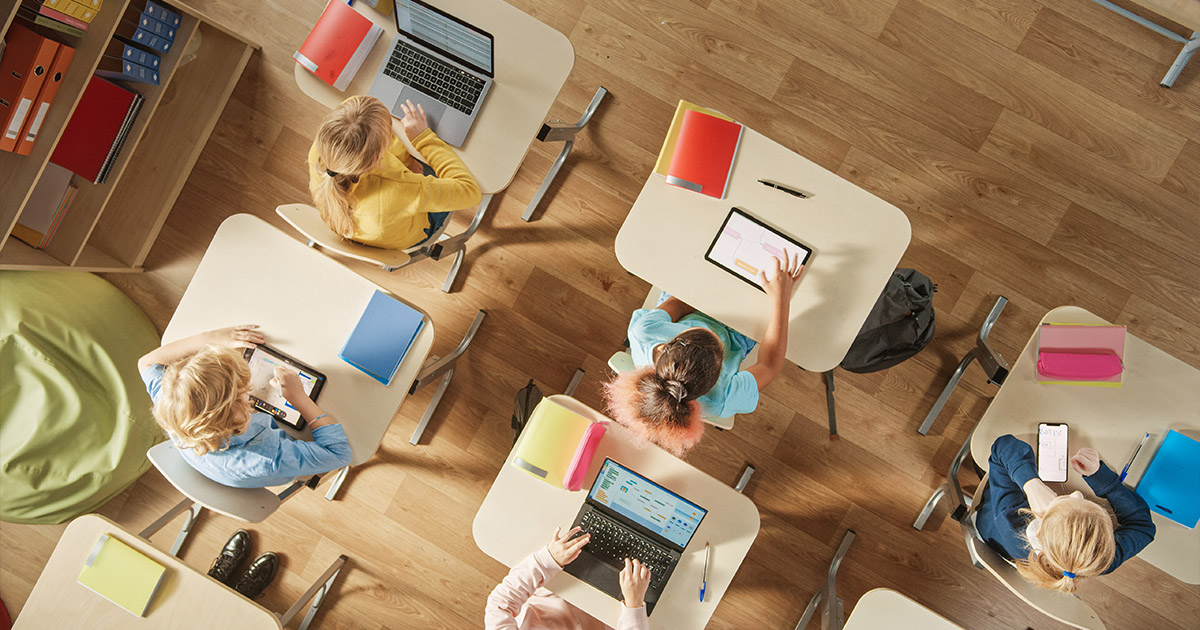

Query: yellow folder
512,397,591,487
77,534,167,617
653,100,735,176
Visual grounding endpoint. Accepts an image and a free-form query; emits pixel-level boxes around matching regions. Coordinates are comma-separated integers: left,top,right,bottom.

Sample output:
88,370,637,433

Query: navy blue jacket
976,434,1156,574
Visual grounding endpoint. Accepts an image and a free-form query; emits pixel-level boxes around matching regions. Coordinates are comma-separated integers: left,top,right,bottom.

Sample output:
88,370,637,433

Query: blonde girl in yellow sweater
307,96,482,250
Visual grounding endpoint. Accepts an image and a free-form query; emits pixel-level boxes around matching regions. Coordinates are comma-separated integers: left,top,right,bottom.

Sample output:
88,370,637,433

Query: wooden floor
3,0,1199,627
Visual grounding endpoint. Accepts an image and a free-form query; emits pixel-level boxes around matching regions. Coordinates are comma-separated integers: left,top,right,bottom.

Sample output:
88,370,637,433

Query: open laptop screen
394,0,494,76
588,459,707,548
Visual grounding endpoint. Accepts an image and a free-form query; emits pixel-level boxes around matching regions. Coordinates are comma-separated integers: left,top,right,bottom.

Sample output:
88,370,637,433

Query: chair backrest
606,350,735,431
147,442,282,523
275,203,411,269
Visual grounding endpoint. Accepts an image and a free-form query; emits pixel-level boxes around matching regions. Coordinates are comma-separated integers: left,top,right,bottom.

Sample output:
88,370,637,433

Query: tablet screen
704,207,812,289
243,345,324,428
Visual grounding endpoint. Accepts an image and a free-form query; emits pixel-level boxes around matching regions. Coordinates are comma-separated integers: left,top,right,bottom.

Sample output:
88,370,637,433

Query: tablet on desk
704,207,812,290
243,345,325,430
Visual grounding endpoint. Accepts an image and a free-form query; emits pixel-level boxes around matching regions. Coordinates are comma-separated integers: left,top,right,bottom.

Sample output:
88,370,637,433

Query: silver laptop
368,0,495,147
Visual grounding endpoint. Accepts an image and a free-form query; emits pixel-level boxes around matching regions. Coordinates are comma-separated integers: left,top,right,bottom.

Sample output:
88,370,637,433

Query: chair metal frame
1089,0,1197,87
521,87,609,221
917,296,1010,436
795,529,857,630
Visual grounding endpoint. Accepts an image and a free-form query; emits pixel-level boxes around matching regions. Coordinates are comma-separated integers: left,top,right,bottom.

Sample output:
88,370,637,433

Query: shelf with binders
0,1,257,272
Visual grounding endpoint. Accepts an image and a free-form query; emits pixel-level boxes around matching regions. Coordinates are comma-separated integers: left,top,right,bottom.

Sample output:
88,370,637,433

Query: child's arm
273,367,338,430
484,527,590,630
1074,449,1156,573
137,325,263,373
655,296,695,322
397,100,482,213
745,255,803,390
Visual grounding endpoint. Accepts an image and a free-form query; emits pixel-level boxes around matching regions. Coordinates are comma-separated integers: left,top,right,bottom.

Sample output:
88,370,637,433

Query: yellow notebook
653,100,735,175
77,534,167,617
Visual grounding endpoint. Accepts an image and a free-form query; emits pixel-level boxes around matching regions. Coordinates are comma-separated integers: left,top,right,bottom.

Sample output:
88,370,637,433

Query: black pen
758,179,809,199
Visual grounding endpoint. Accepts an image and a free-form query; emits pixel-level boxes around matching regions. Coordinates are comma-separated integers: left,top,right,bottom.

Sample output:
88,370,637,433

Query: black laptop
565,458,708,614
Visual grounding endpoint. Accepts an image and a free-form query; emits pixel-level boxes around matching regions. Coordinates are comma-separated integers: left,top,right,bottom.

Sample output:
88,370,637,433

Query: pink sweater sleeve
484,547,562,630
617,604,649,630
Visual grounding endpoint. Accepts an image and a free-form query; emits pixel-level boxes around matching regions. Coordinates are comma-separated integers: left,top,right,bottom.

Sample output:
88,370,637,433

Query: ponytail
1015,499,1116,593
308,96,394,238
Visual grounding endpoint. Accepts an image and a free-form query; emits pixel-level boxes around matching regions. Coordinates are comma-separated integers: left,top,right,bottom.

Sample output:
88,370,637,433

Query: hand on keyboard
620,558,651,609
548,526,591,568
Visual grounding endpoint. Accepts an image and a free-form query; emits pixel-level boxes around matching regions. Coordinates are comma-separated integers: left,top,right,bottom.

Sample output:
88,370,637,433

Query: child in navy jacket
976,434,1156,593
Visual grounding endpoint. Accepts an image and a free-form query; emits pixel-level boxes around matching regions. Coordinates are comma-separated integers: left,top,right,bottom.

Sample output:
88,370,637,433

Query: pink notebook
1036,324,1126,387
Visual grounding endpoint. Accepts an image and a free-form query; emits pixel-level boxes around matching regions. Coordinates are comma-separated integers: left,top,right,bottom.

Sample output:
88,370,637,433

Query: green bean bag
0,271,162,524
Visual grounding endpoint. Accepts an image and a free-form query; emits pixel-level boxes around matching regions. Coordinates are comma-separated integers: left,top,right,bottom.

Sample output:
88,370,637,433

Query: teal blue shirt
627,309,759,418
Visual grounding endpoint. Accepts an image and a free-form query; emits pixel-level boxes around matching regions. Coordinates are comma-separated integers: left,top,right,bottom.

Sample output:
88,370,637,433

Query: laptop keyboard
579,510,673,588
383,39,486,115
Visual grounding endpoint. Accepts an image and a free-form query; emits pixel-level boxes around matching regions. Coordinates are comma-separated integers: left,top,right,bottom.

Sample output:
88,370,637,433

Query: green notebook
77,534,167,616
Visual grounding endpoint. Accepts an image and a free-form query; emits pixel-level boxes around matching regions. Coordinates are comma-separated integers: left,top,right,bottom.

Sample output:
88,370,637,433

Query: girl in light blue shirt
138,326,352,488
604,254,804,456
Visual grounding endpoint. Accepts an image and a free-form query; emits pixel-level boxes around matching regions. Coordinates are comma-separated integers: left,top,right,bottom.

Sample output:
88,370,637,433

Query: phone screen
1037,423,1069,483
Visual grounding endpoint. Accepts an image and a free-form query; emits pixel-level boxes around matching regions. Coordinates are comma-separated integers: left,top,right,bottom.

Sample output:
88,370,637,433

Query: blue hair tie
1062,570,1077,579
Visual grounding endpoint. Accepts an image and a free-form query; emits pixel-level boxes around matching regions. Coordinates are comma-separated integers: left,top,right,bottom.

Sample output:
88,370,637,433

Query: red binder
0,22,60,153
50,76,141,183
293,0,382,91
665,109,744,199
15,43,75,155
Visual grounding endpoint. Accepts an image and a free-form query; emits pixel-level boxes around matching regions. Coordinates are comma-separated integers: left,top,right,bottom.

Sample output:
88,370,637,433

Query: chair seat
147,442,282,523
276,203,413,269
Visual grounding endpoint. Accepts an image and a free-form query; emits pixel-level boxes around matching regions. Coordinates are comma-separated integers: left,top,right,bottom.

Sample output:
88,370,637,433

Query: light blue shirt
141,365,353,488
627,309,759,418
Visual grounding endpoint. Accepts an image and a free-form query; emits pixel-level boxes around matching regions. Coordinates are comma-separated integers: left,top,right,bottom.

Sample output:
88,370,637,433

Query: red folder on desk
293,0,383,92
665,109,743,199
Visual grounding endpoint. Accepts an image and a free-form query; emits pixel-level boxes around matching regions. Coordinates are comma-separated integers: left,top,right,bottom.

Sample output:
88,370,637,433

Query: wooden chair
142,442,346,630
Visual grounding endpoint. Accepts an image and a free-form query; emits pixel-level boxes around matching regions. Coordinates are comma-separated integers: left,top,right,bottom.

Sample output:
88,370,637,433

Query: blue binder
339,290,425,386
1136,430,1200,529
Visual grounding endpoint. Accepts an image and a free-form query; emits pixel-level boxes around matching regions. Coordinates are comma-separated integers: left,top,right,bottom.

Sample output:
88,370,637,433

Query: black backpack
511,379,543,445
840,268,936,373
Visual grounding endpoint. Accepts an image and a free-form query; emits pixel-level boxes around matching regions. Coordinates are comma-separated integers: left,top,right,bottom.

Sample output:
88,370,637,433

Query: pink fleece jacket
485,547,650,630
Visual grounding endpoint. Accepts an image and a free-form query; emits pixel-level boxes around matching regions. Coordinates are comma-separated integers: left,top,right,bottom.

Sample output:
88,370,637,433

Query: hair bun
664,379,688,402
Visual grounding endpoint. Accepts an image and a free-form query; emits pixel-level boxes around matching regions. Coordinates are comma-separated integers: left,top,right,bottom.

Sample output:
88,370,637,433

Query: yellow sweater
308,128,482,250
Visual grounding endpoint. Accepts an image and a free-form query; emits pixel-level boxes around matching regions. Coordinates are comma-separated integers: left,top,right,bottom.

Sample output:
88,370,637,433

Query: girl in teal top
604,254,804,456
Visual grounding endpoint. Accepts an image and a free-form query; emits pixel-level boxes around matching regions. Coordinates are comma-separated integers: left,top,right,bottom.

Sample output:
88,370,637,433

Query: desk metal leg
734,464,756,493
824,371,837,437
918,352,977,436
564,368,585,397
522,87,609,222
430,194,492,293
796,530,856,630
408,310,487,445
324,466,351,501
1163,33,1198,87
139,498,202,557
278,554,348,630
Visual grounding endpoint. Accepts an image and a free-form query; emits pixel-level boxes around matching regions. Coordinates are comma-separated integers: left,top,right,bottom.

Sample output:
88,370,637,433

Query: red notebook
50,76,142,183
293,0,382,92
665,109,743,199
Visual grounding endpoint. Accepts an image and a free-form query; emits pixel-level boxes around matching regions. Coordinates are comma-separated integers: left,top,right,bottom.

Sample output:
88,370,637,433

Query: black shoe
207,530,251,585
234,552,279,599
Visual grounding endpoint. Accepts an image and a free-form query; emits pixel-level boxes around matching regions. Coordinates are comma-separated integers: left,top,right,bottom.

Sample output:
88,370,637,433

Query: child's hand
758,252,804,305
208,325,263,349
271,366,308,405
399,99,429,139
547,526,590,567
619,558,651,609
1070,447,1101,476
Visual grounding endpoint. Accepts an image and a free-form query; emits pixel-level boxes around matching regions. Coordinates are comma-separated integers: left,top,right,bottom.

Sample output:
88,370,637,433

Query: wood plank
916,0,1042,50
1162,139,1200,201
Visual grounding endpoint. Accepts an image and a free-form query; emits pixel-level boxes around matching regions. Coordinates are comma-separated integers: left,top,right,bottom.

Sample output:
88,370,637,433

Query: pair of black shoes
207,530,279,599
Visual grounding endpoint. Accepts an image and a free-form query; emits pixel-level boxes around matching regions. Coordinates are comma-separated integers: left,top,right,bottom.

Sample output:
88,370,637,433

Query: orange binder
0,22,60,153
15,43,75,156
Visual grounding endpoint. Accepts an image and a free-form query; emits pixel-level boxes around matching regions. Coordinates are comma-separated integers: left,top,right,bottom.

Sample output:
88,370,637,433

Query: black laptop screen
588,459,707,548
394,0,494,76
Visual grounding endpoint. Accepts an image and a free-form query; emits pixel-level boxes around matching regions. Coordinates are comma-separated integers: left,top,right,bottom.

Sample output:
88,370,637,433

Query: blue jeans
416,160,450,246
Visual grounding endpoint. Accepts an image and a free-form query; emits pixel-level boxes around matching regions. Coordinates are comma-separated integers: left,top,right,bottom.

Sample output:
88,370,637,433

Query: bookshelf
0,1,257,272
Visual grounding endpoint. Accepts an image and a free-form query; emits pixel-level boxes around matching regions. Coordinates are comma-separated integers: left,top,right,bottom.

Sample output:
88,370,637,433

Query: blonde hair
154,345,252,456
308,96,394,237
1016,498,1116,593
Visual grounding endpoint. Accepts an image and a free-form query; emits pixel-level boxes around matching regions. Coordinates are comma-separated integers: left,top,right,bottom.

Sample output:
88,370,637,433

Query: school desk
472,395,761,630
843,589,963,630
970,306,1200,584
614,127,912,373
293,0,575,195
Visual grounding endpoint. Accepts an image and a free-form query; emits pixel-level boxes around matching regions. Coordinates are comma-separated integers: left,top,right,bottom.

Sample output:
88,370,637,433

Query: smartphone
1037,422,1069,483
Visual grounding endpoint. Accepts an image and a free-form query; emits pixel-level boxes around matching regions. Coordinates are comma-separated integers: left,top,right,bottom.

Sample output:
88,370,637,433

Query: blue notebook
339,290,425,385
1136,430,1200,529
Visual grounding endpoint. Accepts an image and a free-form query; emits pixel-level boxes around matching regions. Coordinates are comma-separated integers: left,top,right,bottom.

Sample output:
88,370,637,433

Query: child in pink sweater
485,527,650,630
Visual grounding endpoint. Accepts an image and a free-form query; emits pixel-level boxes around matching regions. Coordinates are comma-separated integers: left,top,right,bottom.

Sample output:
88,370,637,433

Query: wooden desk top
843,589,963,630
293,0,575,194
1127,0,1200,32
614,128,911,372
14,515,280,629
971,306,1200,584
472,396,760,630
163,214,435,466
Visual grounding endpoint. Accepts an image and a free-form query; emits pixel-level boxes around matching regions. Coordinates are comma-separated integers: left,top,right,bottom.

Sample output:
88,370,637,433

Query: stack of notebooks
339,291,425,386
656,100,744,199
11,163,78,249
50,76,143,184
77,533,167,616
19,0,101,38
0,20,76,155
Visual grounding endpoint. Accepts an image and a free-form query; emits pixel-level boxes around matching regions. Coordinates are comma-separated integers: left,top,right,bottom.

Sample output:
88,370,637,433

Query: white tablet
704,207,812,290
242,345,325,430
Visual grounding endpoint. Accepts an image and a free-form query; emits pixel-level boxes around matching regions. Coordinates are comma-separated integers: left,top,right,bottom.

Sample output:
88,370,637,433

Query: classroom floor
3,0,1199,627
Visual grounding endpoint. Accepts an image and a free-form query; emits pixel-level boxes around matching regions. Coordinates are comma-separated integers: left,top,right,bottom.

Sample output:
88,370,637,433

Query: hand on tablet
271,365,308,406
758,252,804,306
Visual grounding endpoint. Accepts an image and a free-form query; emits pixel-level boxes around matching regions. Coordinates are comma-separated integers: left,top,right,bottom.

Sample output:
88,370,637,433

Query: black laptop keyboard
383,39,486,115
580,510,673,588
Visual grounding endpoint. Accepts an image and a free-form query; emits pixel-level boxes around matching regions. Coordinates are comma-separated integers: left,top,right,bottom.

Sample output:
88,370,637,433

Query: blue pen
700,542,710,602
1120,433,1151,482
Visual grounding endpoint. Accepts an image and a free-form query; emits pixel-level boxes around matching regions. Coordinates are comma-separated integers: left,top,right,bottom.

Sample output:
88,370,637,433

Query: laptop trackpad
394,89,448,135
568,555,622,599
